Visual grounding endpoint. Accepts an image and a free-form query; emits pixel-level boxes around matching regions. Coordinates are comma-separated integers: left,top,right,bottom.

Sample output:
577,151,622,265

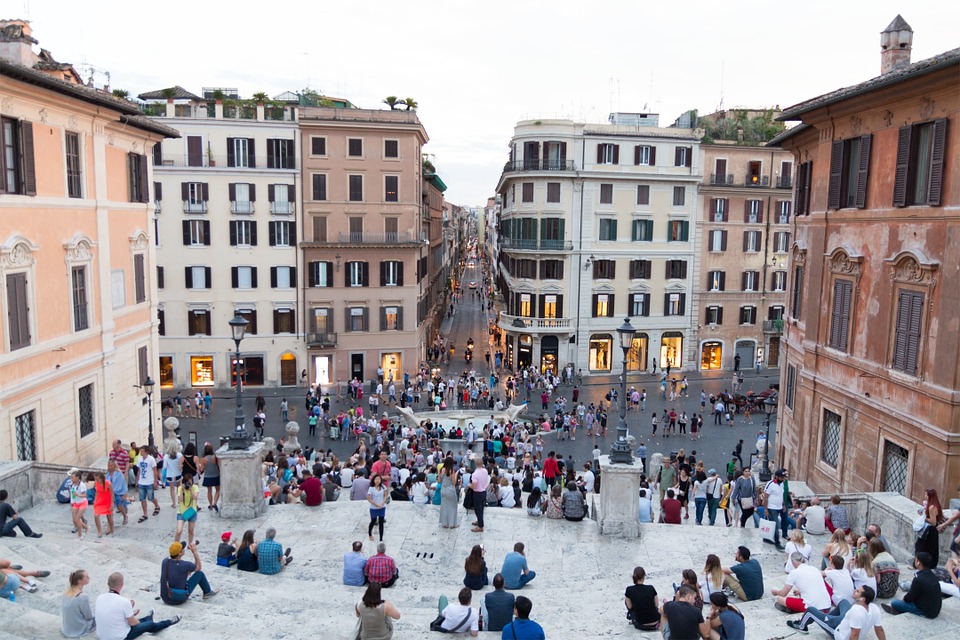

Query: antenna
718,60,725,111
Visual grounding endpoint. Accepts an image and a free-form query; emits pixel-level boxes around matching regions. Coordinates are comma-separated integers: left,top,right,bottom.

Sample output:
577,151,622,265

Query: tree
252,91,270,103
111,88,129,100
161,87,176,100
383,96,399,110
403,97,418,111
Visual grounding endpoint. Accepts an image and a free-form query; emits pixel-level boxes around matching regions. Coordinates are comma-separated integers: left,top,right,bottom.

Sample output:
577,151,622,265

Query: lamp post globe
610,318,636,464
228,315,251,450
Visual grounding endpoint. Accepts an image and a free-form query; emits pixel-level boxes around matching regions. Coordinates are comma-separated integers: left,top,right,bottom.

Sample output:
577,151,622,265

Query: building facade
298,107,435,388
692,142,794,371
143,88,303,389
495,116,700,375
0,21,176,463
774,19,959,501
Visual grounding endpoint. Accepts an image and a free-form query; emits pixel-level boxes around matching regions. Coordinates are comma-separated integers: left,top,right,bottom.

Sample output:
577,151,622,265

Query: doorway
351,353,364,383
517,335,532,369
735,341,756,371
280,353,297,386
701,342,723,370
381,352,402,385
768,338,780,368
313,355,331,386
660,332,683,369
540,336,558,374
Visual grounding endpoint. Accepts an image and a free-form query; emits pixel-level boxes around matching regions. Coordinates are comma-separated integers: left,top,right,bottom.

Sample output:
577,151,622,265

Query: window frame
71,265,89,332
65,131,82,198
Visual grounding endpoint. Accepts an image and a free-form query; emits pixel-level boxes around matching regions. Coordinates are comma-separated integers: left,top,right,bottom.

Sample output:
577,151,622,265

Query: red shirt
300,477,323,506
109,447,129,473
543,457,559,479
371,459,392,479
364,553,397,584
662,498,682,524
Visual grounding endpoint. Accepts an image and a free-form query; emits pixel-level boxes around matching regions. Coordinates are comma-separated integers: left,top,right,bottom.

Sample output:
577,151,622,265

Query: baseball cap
774,469,786,477
708,469,717,475
169,541,183,557
221,531,232,542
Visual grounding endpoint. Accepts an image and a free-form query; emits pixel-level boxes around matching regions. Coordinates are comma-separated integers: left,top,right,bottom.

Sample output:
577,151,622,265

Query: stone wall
0,460,104,512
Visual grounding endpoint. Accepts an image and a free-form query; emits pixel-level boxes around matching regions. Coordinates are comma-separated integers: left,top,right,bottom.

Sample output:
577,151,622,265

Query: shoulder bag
430,608,472,633
739,479,756,510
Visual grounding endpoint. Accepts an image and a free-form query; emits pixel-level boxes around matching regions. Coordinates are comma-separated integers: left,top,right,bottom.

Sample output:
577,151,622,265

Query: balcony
776,176,792,189
502,159,576,173
156,155,297,170
230,200,255,214
745,175,770,187
183,200,208,214
763,319,784,334
307,332,337,347
270,201,296,215
336,231,426,244
710,173,734,186
500,238,573,251
499,314,573,333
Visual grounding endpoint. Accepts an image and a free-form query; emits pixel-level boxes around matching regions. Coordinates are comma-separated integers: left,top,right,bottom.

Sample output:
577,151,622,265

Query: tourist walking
136,446,161,523
367,474,388,542
198,443,221,512
174,474,200,546
92,471,114,538
68,470,89,540
439,458,460,528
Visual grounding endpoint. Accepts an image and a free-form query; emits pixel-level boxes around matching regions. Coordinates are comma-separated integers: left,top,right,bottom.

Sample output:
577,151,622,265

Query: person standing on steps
367,474,388,542
470,459,490,533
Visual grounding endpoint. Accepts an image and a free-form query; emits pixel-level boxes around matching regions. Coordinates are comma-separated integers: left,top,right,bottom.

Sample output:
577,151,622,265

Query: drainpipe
575,135,586,372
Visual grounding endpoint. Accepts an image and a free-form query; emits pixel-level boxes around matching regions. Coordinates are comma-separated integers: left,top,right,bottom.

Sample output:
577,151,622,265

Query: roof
779,47,960,121
426,173,448,192
137,85,202,101
884,14,912,32
768,123,811,147
0,59,180,138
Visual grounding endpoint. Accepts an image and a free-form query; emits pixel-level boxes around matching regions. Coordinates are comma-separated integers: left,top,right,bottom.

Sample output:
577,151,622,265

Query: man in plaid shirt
257,527,293,575
363,542,398,587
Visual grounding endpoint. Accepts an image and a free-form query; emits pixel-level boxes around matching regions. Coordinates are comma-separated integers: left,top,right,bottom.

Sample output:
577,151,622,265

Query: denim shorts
177,512,198,523
113,494,127,508
138,485,155,501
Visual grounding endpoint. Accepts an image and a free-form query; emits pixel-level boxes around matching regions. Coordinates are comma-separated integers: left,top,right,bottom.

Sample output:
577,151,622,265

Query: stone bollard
598,455,643,538
217,441,267,519
282,421,301,454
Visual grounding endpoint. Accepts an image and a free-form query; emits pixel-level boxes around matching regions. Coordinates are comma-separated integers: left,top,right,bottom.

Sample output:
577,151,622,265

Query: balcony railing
776,176,792,189
156,155,297,170
763,319,784,334
270,201,295,215
502,159,576,172
141,103,297,121
500,238,573,251
745,175,770,187
307,332,337,347
230,200,255,214
335,231,425,244
499,314,573,332
710,173,734,186
183,200,208,214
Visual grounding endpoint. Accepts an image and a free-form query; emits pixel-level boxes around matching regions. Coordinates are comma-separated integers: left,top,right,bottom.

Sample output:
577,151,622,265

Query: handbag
463,487,474,509
739,497,755,509
430,609,472,633
181,506,197,520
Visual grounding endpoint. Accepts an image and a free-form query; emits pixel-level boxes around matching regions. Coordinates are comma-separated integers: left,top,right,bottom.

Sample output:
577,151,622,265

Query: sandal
138,516,148,524
153,507,160,516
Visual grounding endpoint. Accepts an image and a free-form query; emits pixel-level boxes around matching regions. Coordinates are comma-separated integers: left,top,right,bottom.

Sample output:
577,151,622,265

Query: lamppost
610,318,636,464
759,395,779,482
228,315,251,450
143,376,156,448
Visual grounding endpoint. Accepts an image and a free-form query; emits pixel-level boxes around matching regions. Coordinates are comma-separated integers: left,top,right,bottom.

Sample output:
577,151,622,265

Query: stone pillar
217,441,267,519
649,452,664,479
598,454,643,538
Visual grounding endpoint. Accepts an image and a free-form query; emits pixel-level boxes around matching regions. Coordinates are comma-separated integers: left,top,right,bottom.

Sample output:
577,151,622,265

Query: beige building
0,21,177,463
142,87,303,389
299,107,439,387
693,142,794,371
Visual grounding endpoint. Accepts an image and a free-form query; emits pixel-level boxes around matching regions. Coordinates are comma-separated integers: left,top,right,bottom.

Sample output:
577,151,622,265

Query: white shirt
137,455,157,486
411,482,429,505
440,602,479,634
785,564,832,610
164,452,183,478
849,567,877,592
834,603,882,640
95,592,133,640
764,480,784,511
784,542,813,572
824,568,855,606
398,468,411,486
582,470,596,493
803,505,827,534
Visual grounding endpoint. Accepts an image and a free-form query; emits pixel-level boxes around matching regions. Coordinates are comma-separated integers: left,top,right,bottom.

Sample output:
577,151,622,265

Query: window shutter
21,122,36,195
184,267,193,288
157,266,164,289
928,118,947,206
629,293,636,311
249,184,256,202
743,200,750,223
229,183,236,201
742,232,749,252
155,182,162,201
721,199,729,221
906,292,923,374
674,147,681,166
684,147,692,168
663,293,670,315
322,262,330,287
649,146,656,166
678,294,686,315
717,307,724,325
794,163,806,214
607,294,615,317
757,201,764,223
397,306,404,331
201,183,209,201
361,262,369,287
612,145,619,164
679,261,686,279
719,272,726,291
827,140,843,209
287,185,295,202
380,307,386,331
591,294,598,317
138,155,148,202
344,308,352,332
267,140,276,168
250,222,258,246
270,267,278,288
231,267,239,288
641,294,649,316
680,221,689,242
268,222,276,246
229,221,237,245
634,146,640,165
362,308,370,332
892,126,912,207
560,142,567,162
380,261,386,287
226,138,235,166
710,198,717,217
664,261,671,279
268,184,275,203
204,267,211,287
855,134,872,208
742,272,748,291
202,221,211,245
308,262,317,287
596,145,603,164
555,295,563,317
182,220,190,244
181,182,188,201
839,280,852,351
247,139,256,168
250,267,258,288
397,263,404,286
720,230,727,251
645,220,654,239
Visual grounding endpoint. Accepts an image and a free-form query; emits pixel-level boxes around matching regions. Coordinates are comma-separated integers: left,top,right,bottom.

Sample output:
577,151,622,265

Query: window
592,260,616,279
128,153,147,203
157,266,164,289
231,266,257,289
310,136,327,156
828,135,872,209
771,271,787,291
313,216,327,242
384,139,399,158
268,221,295,247
777,201,791,224
634,145,654,166
311,308,331,334
348,138,363,157
668,220,689,242
308,261,333,287
631,219,653,241
666,260,687,279
134,254,146,303
705,306,723,325
273,309,295,334
157,309,165,336
713,158,728,184
709,229,727,252
185,266,211,289
227,137,254,168
347,261,368,287
188,309,211,335
664,292,686,316
710,198,729,222
597,143,618,164
349,175,363,201
892,290,923,375
772,231,789,253
6,272,30,350
78,383,95,438
349,216,363,242
65,131,82,198
708,270,726,291
515,259,537,279
768,305,784,320
881,441,909,494
229,183,255,214
270,266,295,289
791,266,804,319
784,365,796,409
636,185,650,205
546,182,560,203
347,307,369,332
385,217,399,242
821,409,841,468
67,266,89,331
522,182,534,203
182,220,210,246
741,270,759,291
236,308,257,335
538,294,562,318
795,161,813,215
153,181,162,212
381,260,403,286
629,260,651,280
182,182,208,213
629,293,651,316
539,260,563,280
744,200,763,223
229,220,257,247
381,306,402,331
266,138,294,169
592,294,614,317
740,306,757,325
518,294,532,317
672,186,685,206
540,218,564,248
269,184,294,215
743,230,761,252
14,410,37,461
0,117,35,195
674,146,692,167
598,218,617,241
385,175,399,202
312,174,327,201
599,183,613,204
894,119,947,207
828,279,853,351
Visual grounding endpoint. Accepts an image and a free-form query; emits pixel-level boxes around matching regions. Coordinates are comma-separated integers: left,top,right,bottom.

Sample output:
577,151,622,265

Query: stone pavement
3,498,958,639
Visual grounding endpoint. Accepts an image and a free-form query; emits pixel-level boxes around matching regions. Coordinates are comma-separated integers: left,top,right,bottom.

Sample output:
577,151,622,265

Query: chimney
880,15,913,75
0,19,39,66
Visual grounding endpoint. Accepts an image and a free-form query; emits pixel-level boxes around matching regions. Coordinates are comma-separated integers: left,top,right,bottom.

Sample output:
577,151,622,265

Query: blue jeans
766,508,782,545
1,516,35,537
125,612,177,639
890,599,931,617
0,573,21,599
507,571,536,589
694,498,707,524
167,571,211,604
706,497,719,525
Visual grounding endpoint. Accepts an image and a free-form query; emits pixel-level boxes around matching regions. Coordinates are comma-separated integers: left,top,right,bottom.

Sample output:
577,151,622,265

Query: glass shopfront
589,334,613,371
660,332,683,369
626,334,648,371
190,356,214,387
701,341,723,370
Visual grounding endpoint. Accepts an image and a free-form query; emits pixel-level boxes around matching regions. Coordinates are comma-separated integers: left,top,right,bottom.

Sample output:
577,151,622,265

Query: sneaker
721,587,735,598
170,615,181,626
202,589,219,600
28,533,42,539
145,609,154,619
284,556,294,566
36,571,50,578
10,565,22,570
881,603,903,615
774,601,791,613
786,620,809,633
284,547,292,557
24,583,38,593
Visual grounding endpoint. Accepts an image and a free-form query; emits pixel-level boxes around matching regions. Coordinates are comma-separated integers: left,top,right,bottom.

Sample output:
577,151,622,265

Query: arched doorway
701,342,723,370
280,352,297,386
540,335,559,374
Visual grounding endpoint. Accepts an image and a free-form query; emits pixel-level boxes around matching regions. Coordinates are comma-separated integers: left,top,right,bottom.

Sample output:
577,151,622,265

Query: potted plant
383,96,399,110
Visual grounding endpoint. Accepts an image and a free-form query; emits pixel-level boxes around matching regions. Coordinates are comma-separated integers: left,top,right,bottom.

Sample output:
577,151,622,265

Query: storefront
735,340,756,371
701,341,723,370
505,336,514,371
313,355,332,386
540,336,558,374
229,355,264,386
517,334,532,369
589,334,612,371
626,333,648,371
159,356,174,387
190,355,214,387
381,352,402,385
659,332,683,370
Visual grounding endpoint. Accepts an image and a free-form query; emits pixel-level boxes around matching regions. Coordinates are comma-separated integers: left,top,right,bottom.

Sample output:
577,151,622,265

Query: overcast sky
17,0,958,205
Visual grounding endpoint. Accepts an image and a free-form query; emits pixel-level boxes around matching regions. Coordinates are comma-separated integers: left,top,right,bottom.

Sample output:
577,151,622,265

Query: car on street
468,281,477,289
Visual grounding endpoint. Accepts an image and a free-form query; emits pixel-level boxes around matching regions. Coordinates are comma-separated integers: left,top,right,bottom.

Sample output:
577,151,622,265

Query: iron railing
336,231,425,244
307,332,337,347
745,175,770,187
499,314,573,331
502,159,576,172
230,201,255,214
270,201,295,215
155,155,297,169
500,238,572,251
776,176,792,189
710,173,734,186
182,200,208,214
763,319,784,334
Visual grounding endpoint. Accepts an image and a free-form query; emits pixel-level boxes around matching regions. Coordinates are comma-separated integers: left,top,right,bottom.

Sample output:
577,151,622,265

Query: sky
15,1,959,206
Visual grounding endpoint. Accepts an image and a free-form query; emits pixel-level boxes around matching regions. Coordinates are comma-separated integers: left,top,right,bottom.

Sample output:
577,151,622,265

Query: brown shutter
801,162,812,215
155,182,162,201
288,185,296,203
757,201,763,223
591,294,598,317
742,271,748,291
267,140,276,168
607,294,615,317
720,230,727,251
560,142,567,163
138,155,148,202
308,263,317,287
718,272,726,291
827,140,843,209
855,134,872,208
249,184,256,202
181,182,188,201
743,200,751,222
722,199,728,221
229,183,236,201
710,198,717,218
397,262,403,286
634,145,640,165
892,126,912,207
268,184,275,202
794,164,806,214
675,147,682,166
380,261,386,287
685,147,691,168
202,221,210,245
680,261,687,279
678,294,686,315
21,122,36,195
928,118,947,206
247,139,256,168
612,145,619,164
649,146,656,166
556,295,563,317
226,138,235,167
663,293,671,315
182,220,190,244
742,232,749,252
201,183,209,201
717,307,723,325
361,262,369,287
596,144,603,164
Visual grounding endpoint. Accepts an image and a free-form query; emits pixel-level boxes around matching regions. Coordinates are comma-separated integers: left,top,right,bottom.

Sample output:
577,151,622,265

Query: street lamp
228,315,251,450
143,376,156,448
610,318,636,464
759,395,779,482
